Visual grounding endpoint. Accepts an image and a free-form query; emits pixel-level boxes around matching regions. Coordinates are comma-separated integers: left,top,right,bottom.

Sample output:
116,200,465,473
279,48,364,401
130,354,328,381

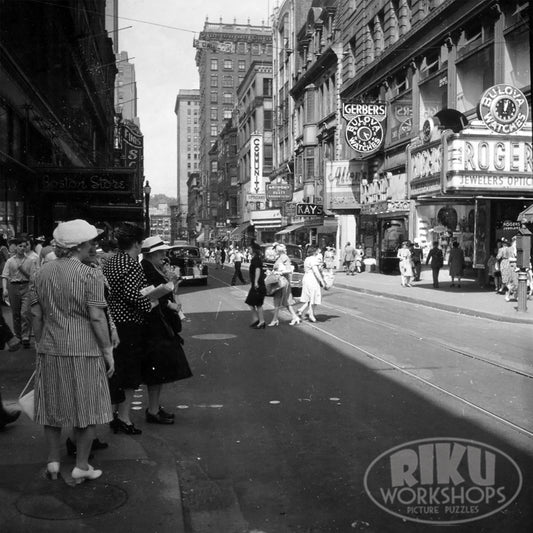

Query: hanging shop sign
443,133,533,192
324,160,365,210
478,84,529,134
296,203,323,216
342,102,387,154
407,140,442,197
246,193,266,203
266,177,292,201
250,133,264,194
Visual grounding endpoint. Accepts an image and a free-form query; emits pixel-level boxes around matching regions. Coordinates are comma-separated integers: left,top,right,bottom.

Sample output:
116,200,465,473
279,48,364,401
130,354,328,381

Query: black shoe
66,437,98,458
249,320,259,328
112,418,142,434
0,409,20,429
158,406,174,419
145,409,174,425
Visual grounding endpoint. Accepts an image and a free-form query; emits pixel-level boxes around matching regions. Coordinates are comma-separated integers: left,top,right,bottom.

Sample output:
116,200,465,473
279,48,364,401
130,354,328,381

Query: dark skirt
141,310,192,386
245,284,266,307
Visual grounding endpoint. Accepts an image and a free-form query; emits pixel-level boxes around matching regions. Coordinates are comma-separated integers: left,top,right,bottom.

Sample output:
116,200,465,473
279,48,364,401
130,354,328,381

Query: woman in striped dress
30,220,114,484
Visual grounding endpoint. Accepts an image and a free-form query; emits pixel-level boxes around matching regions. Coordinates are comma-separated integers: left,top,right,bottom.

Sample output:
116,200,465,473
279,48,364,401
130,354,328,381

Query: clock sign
478,84,529,134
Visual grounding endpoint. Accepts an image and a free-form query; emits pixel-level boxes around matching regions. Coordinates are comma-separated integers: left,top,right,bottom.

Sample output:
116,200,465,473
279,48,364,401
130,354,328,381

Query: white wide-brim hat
53,219,103,248
141,236,171,253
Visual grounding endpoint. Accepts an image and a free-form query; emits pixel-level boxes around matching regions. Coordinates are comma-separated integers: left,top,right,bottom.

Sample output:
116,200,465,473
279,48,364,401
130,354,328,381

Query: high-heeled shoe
46,461,60,480
249,320,259,328
297,309,304,317
307,316,317,323
267,320,279,327
112,418,142,435
71,464,102,484
255,322,266,329
289,317,301,326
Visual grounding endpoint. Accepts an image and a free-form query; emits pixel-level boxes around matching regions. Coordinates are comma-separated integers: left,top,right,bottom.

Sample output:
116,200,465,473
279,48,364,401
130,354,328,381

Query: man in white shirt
230,247,246,285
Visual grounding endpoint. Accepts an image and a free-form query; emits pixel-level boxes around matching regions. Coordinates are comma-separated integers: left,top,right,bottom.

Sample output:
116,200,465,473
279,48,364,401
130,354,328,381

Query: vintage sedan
168,245,208,285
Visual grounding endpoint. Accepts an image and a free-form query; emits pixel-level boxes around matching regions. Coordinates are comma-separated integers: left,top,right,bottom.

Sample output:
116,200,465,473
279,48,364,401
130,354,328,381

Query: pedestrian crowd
0,220,192,484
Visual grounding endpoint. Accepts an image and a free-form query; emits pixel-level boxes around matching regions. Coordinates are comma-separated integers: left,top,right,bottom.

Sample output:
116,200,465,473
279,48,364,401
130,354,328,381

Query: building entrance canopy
230,221,251,239
275,222,306,235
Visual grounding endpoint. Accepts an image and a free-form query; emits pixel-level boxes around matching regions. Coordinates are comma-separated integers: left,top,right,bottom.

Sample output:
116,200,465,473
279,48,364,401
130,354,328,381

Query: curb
333,281,533,325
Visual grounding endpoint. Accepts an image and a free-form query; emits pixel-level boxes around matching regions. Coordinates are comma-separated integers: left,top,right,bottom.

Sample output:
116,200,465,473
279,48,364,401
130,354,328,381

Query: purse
265,272,283,295
18,371,36,421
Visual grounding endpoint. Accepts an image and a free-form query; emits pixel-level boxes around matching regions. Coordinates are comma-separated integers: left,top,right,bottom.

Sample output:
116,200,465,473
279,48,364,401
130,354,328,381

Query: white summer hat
141,236,171,253
53,220,103,248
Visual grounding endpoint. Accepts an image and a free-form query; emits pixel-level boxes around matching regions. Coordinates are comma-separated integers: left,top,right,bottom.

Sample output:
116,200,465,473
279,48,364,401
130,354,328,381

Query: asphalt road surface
150,268,533,533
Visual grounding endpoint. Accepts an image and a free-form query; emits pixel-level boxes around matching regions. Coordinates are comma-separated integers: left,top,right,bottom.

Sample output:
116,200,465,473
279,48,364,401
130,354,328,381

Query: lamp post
143,180,151,237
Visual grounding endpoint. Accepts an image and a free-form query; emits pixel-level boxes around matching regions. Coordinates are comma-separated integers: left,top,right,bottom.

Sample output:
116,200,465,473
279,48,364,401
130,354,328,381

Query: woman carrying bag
244,240,267,329
267,243,301,327
140,237,192,425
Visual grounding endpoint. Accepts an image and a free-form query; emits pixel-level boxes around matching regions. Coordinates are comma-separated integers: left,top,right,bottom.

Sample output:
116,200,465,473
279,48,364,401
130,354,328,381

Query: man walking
426,241,444,288
411,241,423,281
2,237,38,347
231,247,246,285
343,242,356,275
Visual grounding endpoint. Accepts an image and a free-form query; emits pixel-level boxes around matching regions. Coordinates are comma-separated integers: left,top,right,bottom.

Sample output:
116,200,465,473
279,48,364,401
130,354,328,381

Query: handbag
18,371,35,421
265,272,287,295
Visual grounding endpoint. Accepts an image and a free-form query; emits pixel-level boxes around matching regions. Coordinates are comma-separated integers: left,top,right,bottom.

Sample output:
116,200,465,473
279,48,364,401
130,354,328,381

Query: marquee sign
478,84,529,134
343,102,386,154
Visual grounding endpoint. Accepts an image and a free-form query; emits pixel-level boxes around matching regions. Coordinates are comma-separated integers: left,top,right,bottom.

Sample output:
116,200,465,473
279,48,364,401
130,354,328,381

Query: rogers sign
364,438,522,525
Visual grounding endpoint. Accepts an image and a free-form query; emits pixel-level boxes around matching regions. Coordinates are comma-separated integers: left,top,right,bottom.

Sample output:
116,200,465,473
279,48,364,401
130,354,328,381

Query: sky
119,0,272,197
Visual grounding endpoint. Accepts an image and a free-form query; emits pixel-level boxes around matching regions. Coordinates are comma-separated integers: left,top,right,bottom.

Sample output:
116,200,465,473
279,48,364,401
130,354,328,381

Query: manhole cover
191,333,236,340
16,481,127,520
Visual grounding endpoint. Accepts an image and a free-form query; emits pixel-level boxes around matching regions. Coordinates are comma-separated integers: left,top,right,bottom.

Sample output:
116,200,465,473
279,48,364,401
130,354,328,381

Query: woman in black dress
140,236,192,424
244,241,266,329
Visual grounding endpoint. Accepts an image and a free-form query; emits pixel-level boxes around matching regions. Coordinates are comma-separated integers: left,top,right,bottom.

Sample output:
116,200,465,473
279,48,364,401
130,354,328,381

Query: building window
211,59,218,70
238,75,245,85
211,161,218,172
304,147,314,181
210,91,218,103
237,42,246,54
263,78,273,96
210,107,218,120
238,60,246,71
223,109,232,119
504,23,530,88
456,46,494,114
252,43,261,55
222,76,233,87
419,75,446,128
223,92,233,104
224,59,233,70
210,125,218,137
264,109,272,130
211,75,218,87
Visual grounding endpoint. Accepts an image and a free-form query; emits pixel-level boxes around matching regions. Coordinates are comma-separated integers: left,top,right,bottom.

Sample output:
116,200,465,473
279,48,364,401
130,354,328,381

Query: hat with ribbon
53,220,103,248
141,236,171,253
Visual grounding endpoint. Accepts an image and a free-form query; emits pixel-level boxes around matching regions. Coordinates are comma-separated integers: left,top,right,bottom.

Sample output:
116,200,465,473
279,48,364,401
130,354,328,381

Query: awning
275,222,306,235
230,222,251,238
518,204,533,223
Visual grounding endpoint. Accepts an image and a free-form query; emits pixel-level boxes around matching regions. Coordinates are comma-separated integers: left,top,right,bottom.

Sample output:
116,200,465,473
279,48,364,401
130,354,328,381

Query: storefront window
456,46,494,114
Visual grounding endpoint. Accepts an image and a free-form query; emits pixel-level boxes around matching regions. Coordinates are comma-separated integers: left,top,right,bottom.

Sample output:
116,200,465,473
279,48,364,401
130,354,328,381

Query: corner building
339,0,530,272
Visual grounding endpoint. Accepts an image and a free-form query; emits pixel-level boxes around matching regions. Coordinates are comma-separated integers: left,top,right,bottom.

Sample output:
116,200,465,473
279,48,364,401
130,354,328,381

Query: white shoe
72,465,102,484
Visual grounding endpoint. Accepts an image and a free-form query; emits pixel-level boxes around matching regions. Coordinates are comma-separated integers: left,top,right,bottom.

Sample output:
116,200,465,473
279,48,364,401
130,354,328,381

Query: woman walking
298,247,326,322
267,243,301,326
140,236,192,424
397,241,414,287
30,220,114,483
244,240,266,329
497,237,518,302
448,241,465,287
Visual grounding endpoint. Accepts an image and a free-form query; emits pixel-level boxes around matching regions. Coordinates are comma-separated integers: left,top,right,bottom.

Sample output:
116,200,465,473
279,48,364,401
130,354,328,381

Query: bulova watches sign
343,102,386,154
478,84,529,134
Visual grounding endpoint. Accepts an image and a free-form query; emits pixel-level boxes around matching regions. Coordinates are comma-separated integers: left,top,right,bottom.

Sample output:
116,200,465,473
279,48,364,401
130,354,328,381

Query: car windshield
170,247,200,258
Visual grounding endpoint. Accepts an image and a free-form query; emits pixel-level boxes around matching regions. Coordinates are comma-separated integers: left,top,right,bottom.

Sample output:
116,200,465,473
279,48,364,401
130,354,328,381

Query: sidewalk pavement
0,316,185,532
331,266,533,325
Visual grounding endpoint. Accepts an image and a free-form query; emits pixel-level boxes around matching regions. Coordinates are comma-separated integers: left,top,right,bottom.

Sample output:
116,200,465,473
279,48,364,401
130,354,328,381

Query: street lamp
143,180,151,236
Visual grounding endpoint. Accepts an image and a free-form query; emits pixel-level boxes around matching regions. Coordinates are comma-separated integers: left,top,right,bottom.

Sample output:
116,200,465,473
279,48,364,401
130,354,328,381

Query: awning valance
230,222,251,238
275,222,306,235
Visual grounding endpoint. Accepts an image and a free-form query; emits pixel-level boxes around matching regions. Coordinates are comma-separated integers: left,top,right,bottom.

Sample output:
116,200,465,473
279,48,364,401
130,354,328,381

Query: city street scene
0,1,531,532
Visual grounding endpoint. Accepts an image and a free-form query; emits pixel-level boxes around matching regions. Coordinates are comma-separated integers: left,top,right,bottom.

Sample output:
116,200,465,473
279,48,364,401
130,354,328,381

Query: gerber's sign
343,101,387,154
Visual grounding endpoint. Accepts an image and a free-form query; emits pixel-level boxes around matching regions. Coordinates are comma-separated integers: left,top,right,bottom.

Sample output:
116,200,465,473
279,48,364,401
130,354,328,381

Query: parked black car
168,245,208,285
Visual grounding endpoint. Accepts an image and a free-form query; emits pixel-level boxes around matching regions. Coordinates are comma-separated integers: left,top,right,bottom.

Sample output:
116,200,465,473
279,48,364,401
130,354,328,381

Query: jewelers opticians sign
343,102,386,154
478,84,529,134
